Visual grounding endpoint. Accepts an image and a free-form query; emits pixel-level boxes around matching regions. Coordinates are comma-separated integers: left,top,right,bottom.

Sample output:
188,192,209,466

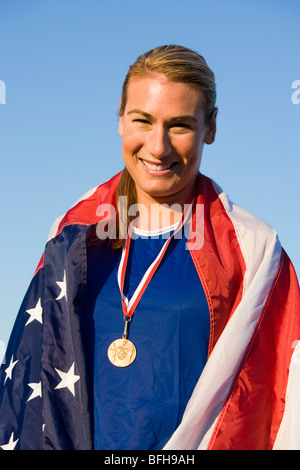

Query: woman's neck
134,185,195,232
135,202,183,231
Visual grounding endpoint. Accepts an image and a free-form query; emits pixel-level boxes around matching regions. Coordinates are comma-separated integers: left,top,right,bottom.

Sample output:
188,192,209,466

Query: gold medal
107,338,137,367
108,318,137,367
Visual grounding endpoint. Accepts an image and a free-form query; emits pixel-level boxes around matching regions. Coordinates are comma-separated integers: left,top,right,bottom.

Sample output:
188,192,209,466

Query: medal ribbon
117,201,194,319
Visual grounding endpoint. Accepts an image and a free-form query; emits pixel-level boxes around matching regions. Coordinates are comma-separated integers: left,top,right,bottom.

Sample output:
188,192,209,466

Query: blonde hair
119,44,216,121
113,44,217,250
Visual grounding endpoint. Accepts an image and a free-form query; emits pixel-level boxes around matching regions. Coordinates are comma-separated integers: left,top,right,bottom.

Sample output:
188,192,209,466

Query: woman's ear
118,98,124,136
204,108,218,145
118,116,123,136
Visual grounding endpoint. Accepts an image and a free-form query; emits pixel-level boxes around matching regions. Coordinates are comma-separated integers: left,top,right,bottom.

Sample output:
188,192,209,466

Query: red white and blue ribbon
117,201,194,319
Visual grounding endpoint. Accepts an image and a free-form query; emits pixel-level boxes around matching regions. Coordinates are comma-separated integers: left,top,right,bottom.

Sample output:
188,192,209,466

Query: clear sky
0,0,299,354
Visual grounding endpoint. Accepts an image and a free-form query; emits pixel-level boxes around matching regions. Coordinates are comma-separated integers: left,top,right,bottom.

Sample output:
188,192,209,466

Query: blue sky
0,0,299,351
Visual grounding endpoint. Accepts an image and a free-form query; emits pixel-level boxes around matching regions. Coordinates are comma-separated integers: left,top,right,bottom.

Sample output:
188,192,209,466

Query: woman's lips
140,159,177,174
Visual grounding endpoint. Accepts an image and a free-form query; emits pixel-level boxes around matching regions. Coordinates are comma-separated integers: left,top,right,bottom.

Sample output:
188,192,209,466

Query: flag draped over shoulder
0,173,121,450
164,179,300,450
0,172,299,450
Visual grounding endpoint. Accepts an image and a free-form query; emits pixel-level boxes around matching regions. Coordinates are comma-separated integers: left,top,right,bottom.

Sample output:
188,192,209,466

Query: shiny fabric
1,172,299,450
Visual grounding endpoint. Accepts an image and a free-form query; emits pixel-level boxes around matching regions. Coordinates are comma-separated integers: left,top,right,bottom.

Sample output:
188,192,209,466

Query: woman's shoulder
46,172,122,245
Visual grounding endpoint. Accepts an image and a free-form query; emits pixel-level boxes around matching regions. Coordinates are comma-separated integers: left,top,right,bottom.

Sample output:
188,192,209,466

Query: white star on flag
4,355,18,384
0,432,19,450
56,270,67,301
25,298,43,326
27,381,42,402
55,362,80,396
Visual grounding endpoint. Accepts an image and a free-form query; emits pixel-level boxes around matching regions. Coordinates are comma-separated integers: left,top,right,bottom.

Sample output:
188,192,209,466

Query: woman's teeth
142,160,174,171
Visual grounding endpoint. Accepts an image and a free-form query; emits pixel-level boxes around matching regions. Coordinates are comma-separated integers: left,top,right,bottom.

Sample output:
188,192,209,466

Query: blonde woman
0,45,299,450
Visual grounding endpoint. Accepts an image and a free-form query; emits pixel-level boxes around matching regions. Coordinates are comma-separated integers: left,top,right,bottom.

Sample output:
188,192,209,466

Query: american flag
0,172,300,450
0,266,44,450
0,174,121,450
0,227,92,449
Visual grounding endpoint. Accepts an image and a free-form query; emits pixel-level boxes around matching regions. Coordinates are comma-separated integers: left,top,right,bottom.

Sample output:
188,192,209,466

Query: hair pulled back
113,45,217,249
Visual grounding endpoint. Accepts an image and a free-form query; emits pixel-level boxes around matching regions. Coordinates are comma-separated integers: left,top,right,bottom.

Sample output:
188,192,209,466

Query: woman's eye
171,123,192,131
133,119,150,125
173,123,191,129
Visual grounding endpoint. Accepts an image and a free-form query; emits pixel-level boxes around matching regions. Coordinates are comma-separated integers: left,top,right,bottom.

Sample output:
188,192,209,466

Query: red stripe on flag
32,173,122,276
208,251,300,450
189,176,246,356
55,173,121,238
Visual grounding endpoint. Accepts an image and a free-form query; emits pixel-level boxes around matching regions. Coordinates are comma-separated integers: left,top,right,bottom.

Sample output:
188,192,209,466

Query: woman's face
119,73,216,207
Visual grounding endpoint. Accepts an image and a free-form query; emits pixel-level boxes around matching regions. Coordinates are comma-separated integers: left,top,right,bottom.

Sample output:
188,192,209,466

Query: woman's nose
145,125,172,159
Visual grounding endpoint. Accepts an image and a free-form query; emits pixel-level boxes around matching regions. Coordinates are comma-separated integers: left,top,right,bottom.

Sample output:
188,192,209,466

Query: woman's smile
118,72,216,207
140,158,178,175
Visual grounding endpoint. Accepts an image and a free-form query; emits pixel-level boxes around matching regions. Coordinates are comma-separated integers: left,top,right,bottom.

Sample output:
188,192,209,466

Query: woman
0,45,299,450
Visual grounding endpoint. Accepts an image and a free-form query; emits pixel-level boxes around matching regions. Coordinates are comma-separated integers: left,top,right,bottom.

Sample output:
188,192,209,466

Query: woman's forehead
125,73,206,115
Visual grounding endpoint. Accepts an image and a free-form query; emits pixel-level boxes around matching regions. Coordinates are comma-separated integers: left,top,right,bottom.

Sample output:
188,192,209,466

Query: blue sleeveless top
83,224,210,450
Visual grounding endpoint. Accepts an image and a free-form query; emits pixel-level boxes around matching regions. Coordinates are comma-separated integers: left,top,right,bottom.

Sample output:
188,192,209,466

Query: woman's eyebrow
127,109,153,120
170,115,198,124
127,108,198,124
